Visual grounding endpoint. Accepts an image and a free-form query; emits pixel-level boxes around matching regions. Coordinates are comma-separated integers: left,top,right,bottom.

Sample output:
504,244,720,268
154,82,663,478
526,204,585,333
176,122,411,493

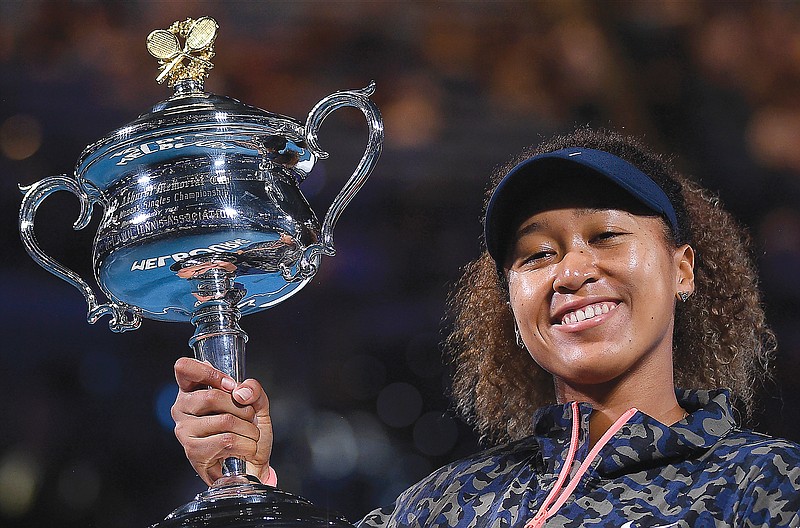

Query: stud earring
677,291,690,303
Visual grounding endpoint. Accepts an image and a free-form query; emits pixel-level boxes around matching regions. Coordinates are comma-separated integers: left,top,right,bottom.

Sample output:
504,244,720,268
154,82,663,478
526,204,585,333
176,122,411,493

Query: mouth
555,301,618,326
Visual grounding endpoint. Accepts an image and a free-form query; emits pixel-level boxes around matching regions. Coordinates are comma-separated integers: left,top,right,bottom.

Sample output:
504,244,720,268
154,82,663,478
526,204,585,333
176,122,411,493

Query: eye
508,235,558,269
591,230,627,244
521,249,556,266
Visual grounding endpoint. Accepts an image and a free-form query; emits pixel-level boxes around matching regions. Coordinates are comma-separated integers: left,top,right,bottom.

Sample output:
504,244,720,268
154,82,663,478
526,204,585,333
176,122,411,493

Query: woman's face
504,182,694,392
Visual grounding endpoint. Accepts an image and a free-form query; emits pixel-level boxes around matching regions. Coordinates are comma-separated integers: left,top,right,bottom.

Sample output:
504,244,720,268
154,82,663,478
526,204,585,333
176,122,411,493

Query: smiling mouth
558,302,618,326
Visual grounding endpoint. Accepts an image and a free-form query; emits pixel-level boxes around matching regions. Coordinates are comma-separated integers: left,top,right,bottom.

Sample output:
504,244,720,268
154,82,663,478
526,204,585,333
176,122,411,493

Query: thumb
233,379,270,417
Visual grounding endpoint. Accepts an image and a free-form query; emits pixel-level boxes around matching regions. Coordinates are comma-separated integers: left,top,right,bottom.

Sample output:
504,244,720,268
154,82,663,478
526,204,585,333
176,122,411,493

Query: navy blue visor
484,147,679,264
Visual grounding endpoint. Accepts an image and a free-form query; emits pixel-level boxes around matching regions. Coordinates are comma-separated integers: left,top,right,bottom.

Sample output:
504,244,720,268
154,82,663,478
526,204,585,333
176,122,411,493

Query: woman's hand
171,357,273,486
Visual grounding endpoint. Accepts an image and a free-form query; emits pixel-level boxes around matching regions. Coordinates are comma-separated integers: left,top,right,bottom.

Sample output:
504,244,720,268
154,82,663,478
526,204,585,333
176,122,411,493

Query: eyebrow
514,220,545,241
514,208,609,235
510,207,627,249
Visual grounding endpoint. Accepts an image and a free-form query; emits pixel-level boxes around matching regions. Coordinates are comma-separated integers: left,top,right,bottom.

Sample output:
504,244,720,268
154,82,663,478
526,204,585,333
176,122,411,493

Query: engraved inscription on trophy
110,135,235,166
98,172,239,262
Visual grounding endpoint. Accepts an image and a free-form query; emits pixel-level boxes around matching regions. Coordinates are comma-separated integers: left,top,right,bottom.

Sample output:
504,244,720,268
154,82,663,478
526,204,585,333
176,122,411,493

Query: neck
555,373,685,448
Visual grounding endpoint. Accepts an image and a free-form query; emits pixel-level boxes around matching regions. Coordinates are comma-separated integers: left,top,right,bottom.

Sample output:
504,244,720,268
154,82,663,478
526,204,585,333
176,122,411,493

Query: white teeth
561,302,616,325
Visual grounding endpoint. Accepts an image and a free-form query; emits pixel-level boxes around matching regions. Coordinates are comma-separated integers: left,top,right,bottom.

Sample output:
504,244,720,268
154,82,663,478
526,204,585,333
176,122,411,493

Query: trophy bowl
19,16,383,527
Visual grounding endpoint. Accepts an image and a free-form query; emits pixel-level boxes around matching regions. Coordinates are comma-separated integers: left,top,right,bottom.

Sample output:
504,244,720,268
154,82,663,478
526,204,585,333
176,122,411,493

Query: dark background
1,1,799,526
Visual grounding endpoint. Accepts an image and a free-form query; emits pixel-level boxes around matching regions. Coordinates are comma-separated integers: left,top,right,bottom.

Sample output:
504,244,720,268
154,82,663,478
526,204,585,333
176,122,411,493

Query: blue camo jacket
358,389,800,527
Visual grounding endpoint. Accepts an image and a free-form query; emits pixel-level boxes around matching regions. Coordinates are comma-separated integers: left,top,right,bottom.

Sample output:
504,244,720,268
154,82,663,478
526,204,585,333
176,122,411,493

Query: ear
673,244,695,298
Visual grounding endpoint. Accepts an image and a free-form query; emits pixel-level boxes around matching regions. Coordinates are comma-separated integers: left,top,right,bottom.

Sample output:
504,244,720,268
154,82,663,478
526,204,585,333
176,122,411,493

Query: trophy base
152,477,354,528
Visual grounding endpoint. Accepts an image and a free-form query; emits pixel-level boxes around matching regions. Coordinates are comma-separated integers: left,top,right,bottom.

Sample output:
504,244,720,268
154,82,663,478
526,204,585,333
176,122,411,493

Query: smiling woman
171,127,800,527
421,127,799,527
447,128,775,447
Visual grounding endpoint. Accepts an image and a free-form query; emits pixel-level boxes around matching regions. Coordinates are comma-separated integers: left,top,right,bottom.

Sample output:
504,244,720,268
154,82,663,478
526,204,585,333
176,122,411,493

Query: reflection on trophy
19,16,383,527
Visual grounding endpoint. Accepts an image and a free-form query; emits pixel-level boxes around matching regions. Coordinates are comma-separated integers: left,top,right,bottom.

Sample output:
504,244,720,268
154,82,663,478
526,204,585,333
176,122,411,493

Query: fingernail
234,387,253,401
221,377,236,391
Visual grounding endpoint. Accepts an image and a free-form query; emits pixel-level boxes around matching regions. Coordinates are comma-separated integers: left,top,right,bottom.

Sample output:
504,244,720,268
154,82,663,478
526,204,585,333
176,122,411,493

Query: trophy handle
19,175,142,333
304,81,384,257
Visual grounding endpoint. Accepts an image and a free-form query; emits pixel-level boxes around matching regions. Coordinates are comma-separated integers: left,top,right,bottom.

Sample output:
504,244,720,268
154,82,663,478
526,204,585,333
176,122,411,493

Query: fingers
171,358,274,486
232,378,270,414
172,396,263,486
231,378,273,485
174,357,236,392
232,379,272,451
180,430,260,485
175,385,256,424
176,409,261,443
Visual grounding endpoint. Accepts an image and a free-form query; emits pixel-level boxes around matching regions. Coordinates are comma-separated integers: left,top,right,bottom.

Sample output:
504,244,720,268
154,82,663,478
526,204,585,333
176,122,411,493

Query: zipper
525,404,638,528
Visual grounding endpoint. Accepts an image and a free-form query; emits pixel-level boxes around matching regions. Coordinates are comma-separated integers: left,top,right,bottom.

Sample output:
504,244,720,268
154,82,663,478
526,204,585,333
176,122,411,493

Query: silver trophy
19,16,382,527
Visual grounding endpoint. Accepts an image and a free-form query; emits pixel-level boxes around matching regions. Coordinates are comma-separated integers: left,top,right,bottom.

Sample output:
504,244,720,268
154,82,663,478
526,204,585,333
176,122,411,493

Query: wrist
246,462,277,487
264,465,278,487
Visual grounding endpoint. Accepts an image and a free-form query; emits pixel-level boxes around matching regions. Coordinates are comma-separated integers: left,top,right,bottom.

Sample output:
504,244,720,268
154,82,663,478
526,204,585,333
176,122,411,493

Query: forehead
506,171,657,235
511,208,659,248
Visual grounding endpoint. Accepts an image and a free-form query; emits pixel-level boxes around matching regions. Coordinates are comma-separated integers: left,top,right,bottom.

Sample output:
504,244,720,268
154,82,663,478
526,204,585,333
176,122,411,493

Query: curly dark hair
444,127,776,445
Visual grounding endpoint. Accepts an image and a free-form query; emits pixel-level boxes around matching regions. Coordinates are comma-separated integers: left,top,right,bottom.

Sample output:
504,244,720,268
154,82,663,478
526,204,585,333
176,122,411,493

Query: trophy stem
186,264,251,482
154,255,354,527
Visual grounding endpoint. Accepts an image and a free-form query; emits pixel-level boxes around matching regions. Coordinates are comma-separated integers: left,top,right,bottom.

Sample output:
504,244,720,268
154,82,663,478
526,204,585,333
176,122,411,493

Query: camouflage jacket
359,389,800,527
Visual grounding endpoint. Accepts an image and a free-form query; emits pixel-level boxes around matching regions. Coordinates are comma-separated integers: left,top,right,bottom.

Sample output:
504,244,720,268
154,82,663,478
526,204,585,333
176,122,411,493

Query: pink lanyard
526,404,638,528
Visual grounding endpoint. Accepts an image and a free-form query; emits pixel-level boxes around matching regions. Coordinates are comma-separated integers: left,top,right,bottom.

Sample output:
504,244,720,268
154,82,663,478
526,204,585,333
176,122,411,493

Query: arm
171,357,274,486
737,441,800,527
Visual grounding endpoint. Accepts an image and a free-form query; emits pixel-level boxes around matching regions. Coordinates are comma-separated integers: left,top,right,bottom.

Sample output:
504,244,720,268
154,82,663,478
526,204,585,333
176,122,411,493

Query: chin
540,352,631,387
559,367,625,388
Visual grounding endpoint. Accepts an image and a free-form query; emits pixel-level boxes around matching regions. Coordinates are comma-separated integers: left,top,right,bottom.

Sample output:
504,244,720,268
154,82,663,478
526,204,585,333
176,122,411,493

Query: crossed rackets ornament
147,16,218,86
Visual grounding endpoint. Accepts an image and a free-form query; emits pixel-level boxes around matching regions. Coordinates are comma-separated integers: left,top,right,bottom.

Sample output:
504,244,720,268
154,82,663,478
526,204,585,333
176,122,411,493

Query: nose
552,249,597,293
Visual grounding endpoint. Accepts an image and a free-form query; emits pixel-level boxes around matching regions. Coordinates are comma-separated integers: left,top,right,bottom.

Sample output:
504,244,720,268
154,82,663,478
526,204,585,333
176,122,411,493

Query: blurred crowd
1,1,799,527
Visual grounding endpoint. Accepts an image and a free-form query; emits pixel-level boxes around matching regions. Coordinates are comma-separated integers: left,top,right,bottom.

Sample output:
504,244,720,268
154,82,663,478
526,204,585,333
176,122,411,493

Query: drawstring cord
526,402,581,528
525,406,638,528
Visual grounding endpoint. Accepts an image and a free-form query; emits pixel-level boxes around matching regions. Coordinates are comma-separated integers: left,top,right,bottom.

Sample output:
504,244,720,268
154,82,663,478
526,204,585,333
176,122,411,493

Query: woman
172,128,800,526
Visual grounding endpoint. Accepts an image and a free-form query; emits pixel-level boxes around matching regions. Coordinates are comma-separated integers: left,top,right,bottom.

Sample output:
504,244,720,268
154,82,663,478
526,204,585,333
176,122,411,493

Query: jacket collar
530,389,736,477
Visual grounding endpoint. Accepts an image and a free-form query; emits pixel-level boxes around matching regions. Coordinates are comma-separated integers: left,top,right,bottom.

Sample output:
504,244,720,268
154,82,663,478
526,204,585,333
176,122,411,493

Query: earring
514,324,525,348
677,291,690,303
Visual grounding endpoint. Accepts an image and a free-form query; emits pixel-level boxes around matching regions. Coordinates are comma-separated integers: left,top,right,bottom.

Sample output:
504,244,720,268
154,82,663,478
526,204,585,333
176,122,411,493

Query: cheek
507,273,530,307
617,241,651,275
623,244,678,307
507,273,549,325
